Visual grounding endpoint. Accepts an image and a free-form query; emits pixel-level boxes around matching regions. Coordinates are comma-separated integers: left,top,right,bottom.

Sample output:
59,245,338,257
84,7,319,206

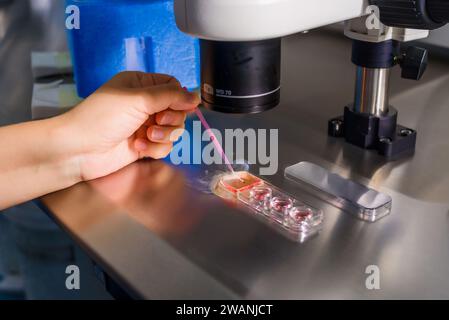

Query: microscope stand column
328,38,427,159
353,66,390,117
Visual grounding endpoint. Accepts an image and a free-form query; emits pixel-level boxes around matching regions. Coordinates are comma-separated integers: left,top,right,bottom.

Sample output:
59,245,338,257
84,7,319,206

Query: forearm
0,115,81,210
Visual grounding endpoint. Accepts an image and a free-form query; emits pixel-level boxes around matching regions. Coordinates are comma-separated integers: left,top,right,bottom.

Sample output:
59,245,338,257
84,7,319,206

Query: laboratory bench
41,30,449,299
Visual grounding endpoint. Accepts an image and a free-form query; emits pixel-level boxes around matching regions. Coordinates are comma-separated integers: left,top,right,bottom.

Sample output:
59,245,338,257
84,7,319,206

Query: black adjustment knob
400,46,428,80
370,0,445,29
427,0,449,23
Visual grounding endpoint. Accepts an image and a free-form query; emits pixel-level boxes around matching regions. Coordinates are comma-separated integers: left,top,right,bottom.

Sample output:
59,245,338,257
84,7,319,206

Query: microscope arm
174,0,370,41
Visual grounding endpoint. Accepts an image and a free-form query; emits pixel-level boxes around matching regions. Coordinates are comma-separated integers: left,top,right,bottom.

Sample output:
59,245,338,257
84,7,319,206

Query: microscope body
174,0,449,158
174,0,369,41
175,0,370,113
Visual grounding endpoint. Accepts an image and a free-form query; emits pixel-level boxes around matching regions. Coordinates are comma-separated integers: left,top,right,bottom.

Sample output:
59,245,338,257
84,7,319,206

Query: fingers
135,83,200,115
134,139,174,160
103,71,200,115
147,125,185,143
136,72,181,87
132,110,186,161
108,71,181,89
155,110,187,126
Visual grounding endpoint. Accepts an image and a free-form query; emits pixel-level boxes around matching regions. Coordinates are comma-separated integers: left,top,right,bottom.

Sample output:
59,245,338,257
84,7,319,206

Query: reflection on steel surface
89,160,207,237
183,162,250,194
285,162,392,222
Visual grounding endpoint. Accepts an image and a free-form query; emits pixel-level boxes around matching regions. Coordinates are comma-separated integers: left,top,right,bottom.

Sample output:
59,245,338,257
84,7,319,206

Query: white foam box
31,52,82,120
32,81,82,120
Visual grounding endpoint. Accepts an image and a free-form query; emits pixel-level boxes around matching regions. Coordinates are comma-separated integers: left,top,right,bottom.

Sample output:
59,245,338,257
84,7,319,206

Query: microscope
174,0,449,158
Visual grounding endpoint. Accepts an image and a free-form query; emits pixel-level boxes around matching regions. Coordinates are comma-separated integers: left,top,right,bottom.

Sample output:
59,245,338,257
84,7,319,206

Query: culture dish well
213,171,324,243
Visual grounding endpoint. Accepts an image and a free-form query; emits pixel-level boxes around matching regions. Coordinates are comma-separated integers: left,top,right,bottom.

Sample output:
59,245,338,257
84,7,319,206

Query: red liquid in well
221,172,262,194
270,197,293,213
250,186,272,202
289,207,313,223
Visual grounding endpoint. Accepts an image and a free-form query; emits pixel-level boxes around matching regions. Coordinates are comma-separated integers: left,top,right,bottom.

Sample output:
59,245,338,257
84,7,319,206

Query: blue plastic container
66,0,200,98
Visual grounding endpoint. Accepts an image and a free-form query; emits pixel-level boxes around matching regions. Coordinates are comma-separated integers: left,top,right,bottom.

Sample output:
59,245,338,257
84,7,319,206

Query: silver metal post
353,67,390,117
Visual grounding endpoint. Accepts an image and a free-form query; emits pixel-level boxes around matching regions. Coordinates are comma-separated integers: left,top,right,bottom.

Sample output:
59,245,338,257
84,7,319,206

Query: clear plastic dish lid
285,162,392,222
212,171,324,243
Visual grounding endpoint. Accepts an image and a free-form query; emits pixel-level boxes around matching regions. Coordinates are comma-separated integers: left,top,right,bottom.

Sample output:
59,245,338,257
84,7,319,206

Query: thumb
134,83,200,115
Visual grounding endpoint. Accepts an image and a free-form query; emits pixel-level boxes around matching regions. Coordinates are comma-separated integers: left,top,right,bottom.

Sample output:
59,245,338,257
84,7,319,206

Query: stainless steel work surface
42,30,449,299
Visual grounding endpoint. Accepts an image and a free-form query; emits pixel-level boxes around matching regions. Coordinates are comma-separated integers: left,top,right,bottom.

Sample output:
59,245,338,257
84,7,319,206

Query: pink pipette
194,107,235,174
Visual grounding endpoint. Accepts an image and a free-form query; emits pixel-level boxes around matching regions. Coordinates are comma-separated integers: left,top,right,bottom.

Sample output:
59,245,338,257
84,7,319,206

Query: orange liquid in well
221,172,262,194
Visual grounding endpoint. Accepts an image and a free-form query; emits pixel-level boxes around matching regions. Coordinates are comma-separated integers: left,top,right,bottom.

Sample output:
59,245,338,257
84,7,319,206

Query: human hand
58,71,200,181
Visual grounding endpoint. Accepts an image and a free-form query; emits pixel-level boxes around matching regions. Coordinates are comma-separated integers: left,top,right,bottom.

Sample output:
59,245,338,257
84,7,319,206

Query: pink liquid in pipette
194,108,235,174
